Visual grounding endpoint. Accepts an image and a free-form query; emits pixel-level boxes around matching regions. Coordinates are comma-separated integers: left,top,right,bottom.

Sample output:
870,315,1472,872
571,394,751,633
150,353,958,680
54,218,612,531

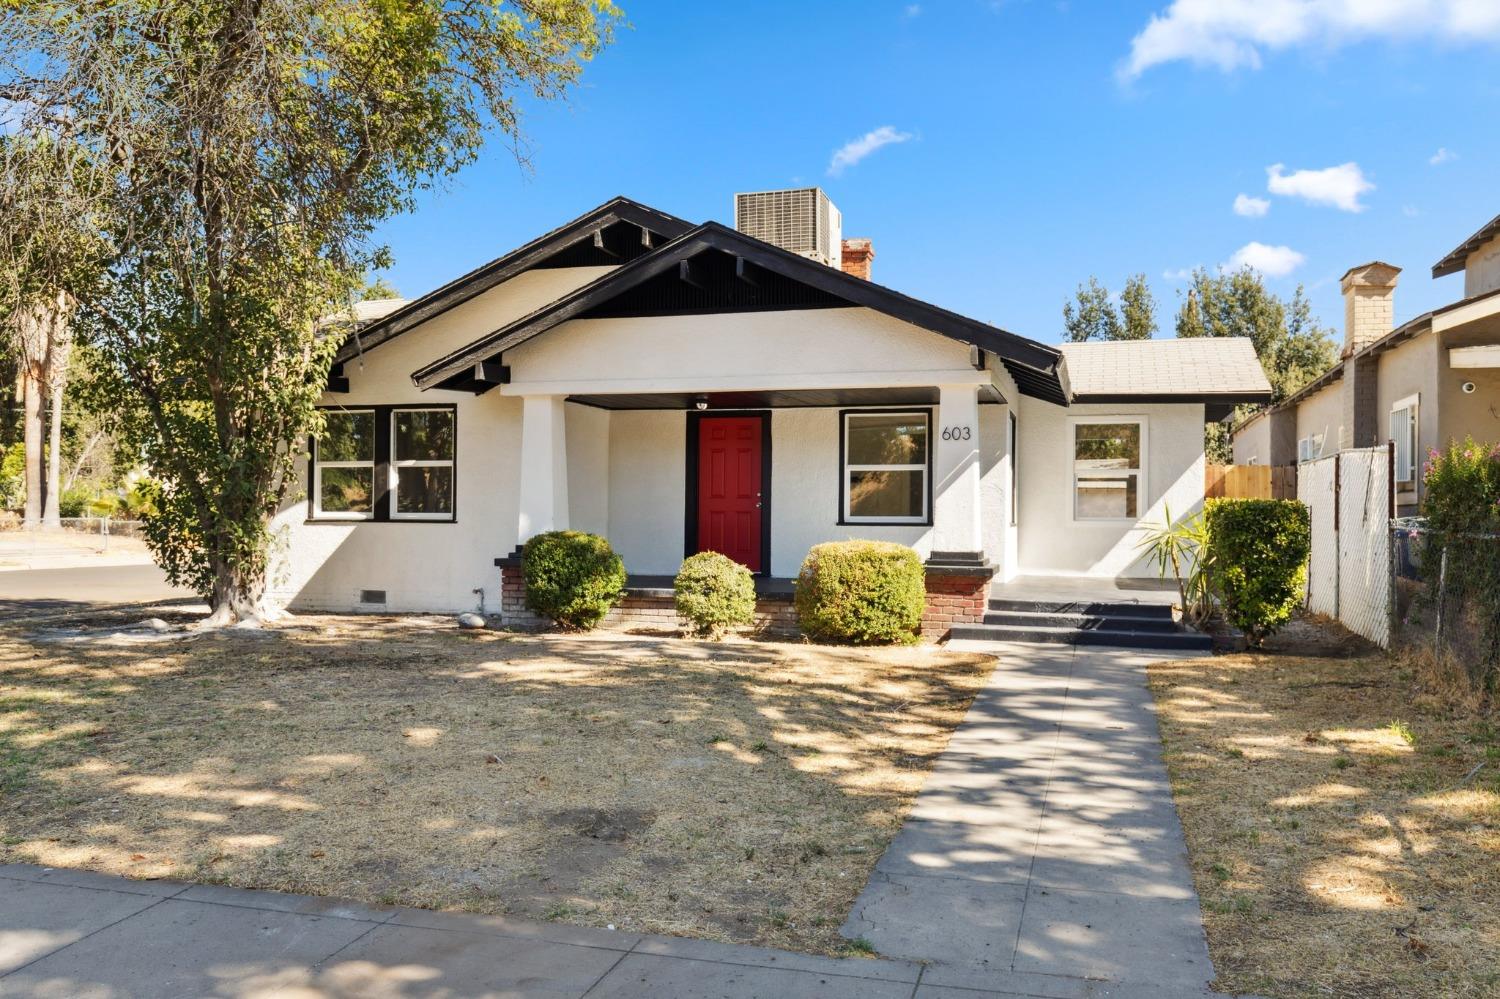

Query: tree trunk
42,382,63,527
21,372,43,528
199,556,284,628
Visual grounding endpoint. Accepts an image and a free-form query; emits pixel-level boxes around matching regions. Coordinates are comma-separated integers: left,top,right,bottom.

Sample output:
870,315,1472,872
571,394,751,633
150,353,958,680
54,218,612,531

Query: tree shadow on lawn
0,610,993,956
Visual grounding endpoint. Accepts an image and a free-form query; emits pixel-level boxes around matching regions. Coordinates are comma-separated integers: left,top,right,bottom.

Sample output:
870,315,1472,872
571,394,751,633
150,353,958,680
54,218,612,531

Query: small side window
1073,420,1145,520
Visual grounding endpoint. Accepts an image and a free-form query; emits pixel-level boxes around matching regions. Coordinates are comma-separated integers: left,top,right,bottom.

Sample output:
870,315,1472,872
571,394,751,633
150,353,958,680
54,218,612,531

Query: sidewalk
1,863,927,998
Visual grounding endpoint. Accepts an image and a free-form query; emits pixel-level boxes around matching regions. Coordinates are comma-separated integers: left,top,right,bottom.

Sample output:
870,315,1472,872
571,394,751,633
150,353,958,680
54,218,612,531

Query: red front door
697,416,763,572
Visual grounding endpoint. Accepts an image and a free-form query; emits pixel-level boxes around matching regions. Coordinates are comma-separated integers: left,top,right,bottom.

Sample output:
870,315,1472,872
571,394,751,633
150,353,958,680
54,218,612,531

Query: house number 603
941,426,972,441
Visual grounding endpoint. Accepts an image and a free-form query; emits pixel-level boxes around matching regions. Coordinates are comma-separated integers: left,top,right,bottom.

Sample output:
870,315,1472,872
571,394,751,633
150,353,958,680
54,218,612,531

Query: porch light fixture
693,395,709,411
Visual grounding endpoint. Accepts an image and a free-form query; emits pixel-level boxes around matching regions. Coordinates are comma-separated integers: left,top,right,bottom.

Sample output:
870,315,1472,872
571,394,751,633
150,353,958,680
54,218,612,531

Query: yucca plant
1137,504,1216,628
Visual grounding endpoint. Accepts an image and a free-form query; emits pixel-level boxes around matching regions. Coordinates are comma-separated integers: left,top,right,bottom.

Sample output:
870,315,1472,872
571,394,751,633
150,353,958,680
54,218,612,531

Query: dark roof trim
1433,211,1500,278
1074,391,1272,405
411,221,1067,402
334,197,693,364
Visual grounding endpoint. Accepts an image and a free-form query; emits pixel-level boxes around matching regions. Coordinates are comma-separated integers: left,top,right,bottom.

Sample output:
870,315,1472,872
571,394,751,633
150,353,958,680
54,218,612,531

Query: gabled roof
1433,211,1500,278
334,197,693,364
410,221,1069,402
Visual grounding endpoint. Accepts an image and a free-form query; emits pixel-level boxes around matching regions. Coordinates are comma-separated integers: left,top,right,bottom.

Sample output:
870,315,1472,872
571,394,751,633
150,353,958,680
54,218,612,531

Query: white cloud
1266,162,1373,212
1233,193,1270,217
827,126,914,176
1226,241,1306,277
1122,0,1500,79
1429,146,1457,165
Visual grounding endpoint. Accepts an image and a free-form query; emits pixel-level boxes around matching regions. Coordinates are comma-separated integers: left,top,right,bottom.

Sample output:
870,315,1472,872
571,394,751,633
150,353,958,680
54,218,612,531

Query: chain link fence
0,517,146,554
1298,445,1394,647
1392,518,1500,694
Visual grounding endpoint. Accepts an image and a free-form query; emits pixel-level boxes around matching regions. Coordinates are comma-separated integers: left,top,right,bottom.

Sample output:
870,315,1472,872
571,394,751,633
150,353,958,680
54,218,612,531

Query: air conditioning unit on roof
733,188,843,267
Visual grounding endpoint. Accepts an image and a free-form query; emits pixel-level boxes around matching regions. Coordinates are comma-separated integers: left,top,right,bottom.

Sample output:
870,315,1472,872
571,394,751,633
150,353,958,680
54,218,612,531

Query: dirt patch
1148,636,1500,998
0,612,991,954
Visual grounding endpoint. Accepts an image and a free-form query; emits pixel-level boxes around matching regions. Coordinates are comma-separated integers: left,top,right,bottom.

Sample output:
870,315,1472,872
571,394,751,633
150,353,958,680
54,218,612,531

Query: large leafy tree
1175,266,1338,461
1119,273,1157,341
1063,274,1156,342
1,1,618,624
0,136,106,527
1174,266,1337,403
1062,276,1122,342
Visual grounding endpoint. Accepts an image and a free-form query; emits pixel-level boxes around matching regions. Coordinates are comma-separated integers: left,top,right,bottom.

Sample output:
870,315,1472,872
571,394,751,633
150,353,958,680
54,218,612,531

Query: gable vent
734,188,842,267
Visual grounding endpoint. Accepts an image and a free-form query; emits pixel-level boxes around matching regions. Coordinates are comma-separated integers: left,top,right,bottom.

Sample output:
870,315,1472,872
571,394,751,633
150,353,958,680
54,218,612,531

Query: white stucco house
269,189,1270,635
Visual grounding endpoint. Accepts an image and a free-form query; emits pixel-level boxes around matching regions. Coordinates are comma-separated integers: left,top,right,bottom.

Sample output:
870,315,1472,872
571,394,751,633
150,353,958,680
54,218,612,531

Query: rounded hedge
1203,498,1310,646
522,530,626,630
674,551,757,638
794,540,925,645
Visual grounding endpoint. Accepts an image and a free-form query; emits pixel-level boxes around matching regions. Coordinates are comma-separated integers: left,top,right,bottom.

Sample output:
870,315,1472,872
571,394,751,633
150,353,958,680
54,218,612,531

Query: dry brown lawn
0,610,991,955
1149,620,1500,999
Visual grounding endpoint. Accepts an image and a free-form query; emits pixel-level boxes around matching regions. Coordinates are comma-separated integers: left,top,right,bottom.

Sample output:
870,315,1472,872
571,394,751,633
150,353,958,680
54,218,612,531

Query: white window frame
841,409,931,525
312,409,376,521
389,408,456,521
1390,393,1419,488
1070,416,1147,523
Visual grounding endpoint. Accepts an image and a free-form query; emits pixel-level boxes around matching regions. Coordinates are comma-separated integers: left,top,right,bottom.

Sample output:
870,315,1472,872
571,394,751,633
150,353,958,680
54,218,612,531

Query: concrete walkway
841,641,1227,999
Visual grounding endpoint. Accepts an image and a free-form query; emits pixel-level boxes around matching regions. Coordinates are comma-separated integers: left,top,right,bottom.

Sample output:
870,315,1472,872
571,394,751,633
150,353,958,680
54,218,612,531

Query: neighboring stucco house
268,189,1269,632
1231,212,1500,515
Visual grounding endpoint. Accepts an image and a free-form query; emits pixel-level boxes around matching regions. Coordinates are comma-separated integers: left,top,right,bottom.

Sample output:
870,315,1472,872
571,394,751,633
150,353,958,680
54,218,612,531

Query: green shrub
674,551,756,638
522,530,626,630
794,540,925,645
1204,498,1310,646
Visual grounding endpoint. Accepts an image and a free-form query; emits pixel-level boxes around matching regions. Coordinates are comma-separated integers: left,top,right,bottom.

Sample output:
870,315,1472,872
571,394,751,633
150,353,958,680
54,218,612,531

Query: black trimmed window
840,410,931,525
310,404,457,522
391,408,455,519
313,410,376,519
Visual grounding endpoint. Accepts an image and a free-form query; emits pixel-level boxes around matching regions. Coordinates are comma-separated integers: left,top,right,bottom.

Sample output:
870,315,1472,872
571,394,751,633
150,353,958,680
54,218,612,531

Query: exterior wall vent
359,589,387,605
733,188,842,267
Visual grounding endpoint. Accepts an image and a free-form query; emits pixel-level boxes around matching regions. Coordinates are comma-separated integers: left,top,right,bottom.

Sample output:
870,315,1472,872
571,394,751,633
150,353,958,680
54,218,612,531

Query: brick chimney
841,238,874,280
1339,262,1400,357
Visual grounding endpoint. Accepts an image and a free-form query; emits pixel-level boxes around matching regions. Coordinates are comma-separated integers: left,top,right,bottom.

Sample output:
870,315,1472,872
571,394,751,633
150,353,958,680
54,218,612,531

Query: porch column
518,394,569,541
923,382,993,640
931,383,982,554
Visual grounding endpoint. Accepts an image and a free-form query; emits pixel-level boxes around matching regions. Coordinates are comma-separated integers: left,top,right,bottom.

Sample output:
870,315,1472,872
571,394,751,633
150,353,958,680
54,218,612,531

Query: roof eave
335,197,693,364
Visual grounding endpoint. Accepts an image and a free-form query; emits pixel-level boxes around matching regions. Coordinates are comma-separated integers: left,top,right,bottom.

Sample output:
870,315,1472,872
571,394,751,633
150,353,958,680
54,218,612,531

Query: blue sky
372,0,1500,343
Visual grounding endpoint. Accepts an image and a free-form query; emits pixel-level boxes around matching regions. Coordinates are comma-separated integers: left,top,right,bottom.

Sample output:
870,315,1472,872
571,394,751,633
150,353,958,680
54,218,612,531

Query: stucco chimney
1339,261,1401,357
841,238,875,280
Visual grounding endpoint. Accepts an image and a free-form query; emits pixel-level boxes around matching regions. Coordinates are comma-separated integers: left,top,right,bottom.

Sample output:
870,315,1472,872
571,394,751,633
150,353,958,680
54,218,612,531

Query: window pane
848,414,927,466
1074,423,1140,469
320,467,373,514
396,466,454,515
395,410,454,461
849,470,924,519
1076,475,1138,519
320,411,374,462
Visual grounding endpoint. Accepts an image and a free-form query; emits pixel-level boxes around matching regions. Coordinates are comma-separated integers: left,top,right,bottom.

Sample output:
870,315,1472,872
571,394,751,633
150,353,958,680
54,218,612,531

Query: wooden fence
1205,464,1297,500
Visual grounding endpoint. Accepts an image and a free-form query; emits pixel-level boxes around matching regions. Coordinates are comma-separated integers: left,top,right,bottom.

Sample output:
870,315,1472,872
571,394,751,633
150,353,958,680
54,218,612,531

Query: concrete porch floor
992,574,1178,608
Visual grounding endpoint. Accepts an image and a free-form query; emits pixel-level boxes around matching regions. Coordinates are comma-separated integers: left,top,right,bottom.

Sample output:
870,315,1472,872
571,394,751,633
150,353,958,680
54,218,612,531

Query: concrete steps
950,598,1213,651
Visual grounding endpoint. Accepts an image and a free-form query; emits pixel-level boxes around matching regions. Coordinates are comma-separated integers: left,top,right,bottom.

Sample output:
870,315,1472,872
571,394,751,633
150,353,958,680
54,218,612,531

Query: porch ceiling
566,384,1004,410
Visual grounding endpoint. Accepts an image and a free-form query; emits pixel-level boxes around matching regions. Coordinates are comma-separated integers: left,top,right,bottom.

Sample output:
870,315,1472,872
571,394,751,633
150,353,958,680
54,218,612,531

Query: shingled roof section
1059,337,1271,418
